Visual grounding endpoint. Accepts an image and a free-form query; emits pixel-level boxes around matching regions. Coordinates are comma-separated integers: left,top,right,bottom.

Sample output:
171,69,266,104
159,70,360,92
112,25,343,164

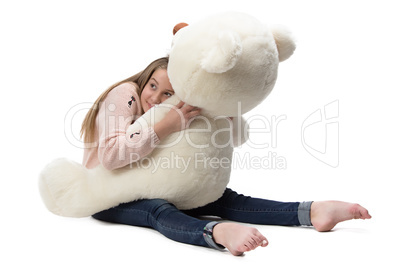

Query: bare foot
311,201,372,232
212,223,268,256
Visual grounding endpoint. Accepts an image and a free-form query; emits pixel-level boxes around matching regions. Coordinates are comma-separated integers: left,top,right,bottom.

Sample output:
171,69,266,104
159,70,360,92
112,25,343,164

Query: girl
81,57,371,256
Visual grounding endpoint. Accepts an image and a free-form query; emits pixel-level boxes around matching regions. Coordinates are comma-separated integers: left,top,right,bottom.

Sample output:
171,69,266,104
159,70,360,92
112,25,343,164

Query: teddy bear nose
173,22,188,35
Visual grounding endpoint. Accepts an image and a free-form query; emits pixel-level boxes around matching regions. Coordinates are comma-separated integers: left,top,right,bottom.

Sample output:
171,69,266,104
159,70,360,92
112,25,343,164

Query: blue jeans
92,188,312,249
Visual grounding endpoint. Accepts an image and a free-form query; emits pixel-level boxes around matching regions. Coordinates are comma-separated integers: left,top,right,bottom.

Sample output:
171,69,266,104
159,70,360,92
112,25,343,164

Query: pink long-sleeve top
82,82,160,170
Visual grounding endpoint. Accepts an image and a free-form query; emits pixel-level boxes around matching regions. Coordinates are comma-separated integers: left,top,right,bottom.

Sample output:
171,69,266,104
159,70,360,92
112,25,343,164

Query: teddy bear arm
231,116,249,147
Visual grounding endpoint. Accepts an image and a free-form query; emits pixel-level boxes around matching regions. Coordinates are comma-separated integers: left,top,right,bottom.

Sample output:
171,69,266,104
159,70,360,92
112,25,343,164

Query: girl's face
141,68,174,113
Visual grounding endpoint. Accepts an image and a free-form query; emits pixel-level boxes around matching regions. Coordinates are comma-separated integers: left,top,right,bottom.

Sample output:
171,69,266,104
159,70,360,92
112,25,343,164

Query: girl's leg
93,198,269,256
184,188,312,226
92,199,224,251
185,189,372,232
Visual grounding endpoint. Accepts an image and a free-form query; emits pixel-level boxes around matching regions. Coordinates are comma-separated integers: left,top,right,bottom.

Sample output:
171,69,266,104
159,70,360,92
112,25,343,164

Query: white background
1,0,401,267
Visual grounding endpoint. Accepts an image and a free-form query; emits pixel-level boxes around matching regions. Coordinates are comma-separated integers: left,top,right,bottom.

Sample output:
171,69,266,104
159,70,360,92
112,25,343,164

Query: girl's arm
97,83,159,170
153,101,201,141
97,84,201,170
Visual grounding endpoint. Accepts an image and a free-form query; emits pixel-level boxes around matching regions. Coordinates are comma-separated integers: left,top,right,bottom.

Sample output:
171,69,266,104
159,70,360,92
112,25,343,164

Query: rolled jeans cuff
298,201,313,226
203,221,225,251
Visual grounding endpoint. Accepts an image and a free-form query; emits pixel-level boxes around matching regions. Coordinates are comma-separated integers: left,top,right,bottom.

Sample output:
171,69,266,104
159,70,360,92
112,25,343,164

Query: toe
248,239,258,250
360,207,372,219
350,204,371,220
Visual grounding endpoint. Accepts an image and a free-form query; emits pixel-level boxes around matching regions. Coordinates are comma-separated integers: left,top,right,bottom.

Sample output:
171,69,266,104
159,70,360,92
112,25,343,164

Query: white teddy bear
38,12,296,217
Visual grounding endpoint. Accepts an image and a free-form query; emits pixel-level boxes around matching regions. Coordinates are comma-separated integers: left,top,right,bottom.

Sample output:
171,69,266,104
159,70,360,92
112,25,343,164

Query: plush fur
38,12,296,217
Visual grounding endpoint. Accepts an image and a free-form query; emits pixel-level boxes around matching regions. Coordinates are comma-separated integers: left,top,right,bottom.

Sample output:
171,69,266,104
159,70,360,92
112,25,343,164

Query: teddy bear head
167,12,296,117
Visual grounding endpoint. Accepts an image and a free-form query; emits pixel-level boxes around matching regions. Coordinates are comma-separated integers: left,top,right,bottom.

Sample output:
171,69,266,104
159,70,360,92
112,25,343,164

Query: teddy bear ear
270,25,296,62
201,31,243,73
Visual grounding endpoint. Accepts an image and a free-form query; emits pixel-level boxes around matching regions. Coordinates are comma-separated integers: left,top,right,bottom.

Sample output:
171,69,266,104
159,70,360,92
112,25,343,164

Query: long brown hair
80,57,169,144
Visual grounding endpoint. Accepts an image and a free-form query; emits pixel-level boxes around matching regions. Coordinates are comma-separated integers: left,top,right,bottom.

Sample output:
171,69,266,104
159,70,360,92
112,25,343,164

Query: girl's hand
154,101,201,141
169,101,201,132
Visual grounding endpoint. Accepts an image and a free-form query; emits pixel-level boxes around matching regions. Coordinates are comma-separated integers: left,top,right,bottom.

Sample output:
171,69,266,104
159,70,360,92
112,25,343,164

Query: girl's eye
165,92,173,97
150,84,157,89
